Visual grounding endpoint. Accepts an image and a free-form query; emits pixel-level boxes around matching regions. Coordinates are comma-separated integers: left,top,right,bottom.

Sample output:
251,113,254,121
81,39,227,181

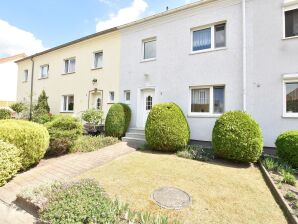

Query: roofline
119,0,216,29
16,27,118,63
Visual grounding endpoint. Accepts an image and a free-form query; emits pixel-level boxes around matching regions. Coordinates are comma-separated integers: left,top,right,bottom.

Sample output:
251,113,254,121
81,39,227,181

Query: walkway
0,142,136,223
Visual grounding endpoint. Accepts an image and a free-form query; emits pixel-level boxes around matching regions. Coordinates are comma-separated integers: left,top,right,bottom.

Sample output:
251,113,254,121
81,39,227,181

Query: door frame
136,86,158,128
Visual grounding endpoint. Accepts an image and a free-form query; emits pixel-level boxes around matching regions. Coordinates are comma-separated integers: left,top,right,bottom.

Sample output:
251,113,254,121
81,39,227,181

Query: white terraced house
17,0,298,147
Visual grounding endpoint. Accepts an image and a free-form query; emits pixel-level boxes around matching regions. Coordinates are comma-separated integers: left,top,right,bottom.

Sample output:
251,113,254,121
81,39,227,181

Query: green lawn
79,151,287,224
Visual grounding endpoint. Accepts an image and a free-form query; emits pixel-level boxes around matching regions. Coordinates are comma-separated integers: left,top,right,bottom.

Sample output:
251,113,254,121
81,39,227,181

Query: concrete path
0,142,136,223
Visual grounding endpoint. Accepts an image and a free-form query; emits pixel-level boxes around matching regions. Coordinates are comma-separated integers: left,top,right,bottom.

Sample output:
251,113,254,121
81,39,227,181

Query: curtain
193,28,211,51
191,89,210,113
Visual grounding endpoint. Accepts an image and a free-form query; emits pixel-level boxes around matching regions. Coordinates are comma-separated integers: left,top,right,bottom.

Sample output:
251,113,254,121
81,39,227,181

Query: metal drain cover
151,187,191,209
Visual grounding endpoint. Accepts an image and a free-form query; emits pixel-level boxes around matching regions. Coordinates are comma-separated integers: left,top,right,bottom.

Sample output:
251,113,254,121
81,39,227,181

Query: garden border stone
259,161,298,224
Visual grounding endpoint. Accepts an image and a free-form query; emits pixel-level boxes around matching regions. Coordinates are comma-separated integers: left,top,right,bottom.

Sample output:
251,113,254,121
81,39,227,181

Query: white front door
141,89,155,128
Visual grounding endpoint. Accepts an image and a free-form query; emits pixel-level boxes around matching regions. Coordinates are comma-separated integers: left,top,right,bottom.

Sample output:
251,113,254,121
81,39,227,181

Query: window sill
60,111,74,114
140,58,156,63
91,67,103,71
190,47,227,55
282,113,298,118
282,35,298,40
61,72,75,75
38,77,48,80
107,102,115,104
188,113,221,118
22,81,28,83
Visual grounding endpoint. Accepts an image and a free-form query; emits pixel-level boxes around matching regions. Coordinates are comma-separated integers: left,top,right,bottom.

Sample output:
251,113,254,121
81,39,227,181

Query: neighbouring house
0,53,26,107
16,0,298,147
16,28,120,118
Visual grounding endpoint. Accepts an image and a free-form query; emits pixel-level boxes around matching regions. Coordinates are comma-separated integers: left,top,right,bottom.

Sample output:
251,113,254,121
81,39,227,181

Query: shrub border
259,160,298,224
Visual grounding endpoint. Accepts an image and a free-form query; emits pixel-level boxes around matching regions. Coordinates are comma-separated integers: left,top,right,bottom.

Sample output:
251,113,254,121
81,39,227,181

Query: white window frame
40,64,49,79
92,51,103,69
191,21,226,54
142,37,157,62
109,91,115,103
61,95,74,113
124,90,131,104
282,3,298,39
64,57,76,74
23,70,29,82
283,74,298,118
188,85,225,117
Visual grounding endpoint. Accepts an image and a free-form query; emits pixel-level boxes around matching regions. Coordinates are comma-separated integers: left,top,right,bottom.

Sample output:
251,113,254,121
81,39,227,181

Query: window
96,97,101,109
64,58,76,74
124,90,130,103
109,91,115,102
190,86,225,115
61,95,74,112
146,96,153,110
192,23,226,52
143,38,156,60
40,65,49,78
24,70,28,82
284,79,298,116
93,51,103,69
285,8,298,38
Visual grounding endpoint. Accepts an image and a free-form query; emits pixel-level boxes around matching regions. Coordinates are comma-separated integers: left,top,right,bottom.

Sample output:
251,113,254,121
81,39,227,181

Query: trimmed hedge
276,131,298,168
0,140,21,186
0,120,49,169
212,111,263,163
0,109,11,120
145,103,190,152
105,103,131,138
45,115,83,156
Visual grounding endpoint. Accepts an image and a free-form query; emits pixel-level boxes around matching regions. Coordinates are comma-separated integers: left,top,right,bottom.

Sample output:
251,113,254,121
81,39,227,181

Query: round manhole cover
151,187,191,209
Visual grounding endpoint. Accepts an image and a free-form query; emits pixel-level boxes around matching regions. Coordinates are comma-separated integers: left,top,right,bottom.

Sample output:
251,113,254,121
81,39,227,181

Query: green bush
0,109,11,120
0,120,49,169
263,157,279,171
45,115,83,156
105,103,131,138
145,103,190,152
212,111,263,163
177,145,214,161
276,131,298,168
0,140,21,186
280,169,296,186
72,135,119,153
10,102,25,114
82,108,104,125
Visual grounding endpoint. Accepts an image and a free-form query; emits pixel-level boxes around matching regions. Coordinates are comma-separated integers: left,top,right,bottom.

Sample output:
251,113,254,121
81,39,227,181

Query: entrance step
122,128,146,148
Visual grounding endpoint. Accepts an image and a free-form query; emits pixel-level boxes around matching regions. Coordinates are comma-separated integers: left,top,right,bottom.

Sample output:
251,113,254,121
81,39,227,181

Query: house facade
119,0,298,147
16,29,120,118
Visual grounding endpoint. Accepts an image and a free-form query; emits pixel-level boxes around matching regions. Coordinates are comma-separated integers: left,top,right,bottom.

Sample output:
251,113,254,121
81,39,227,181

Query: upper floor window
93,51,103,69
64,58,76,74
192,23,226,52
40,65,49,79
190,86,225,115
23,70,28,82
285,8,298,38
143,38,156,60
283,76,298,117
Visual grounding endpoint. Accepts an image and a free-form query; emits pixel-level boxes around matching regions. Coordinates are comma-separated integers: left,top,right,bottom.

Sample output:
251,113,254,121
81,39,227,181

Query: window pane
68,96,74,111
144,40,156,59
125,91,130,101
146,96,153,110
65,60,69,73
286,82,298,113
214,87,225,114
191,88,210,112
193,28,211,51
215,24,226,48
69,59,75,73
285,9,298,37
110,92,114,101
94,52,103,68
63,96,67,111
24,70,28,81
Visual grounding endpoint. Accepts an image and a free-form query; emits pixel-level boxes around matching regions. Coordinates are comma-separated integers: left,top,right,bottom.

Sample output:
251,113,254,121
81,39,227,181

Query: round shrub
212,111,263,163
276,131,298,168
145,103,190,152
105,103,131,138
45,115,83,156
0,109,11,119
0,140,21,186
0,120,49,169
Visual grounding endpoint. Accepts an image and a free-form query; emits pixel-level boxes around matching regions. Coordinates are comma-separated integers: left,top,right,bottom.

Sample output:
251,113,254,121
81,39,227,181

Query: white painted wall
0,60,18,102
120,0,243,143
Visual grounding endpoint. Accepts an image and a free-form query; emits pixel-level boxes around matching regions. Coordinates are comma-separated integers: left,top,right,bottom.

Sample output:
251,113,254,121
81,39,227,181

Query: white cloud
0,19,45,57
96,0,148,32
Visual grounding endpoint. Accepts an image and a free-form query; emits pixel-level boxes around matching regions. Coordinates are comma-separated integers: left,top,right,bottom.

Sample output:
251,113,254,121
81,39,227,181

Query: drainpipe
29,57,34,120
242,0,247,112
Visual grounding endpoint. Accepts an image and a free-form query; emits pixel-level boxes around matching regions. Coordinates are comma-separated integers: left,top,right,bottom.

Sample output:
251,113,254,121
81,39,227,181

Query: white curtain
193,28,211,51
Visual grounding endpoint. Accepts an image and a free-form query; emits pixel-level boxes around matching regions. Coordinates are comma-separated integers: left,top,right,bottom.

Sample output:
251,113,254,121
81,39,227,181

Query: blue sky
0,0,194,57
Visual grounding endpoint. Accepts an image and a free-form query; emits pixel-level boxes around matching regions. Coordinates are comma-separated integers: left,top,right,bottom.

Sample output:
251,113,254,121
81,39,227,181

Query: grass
79,151,287,224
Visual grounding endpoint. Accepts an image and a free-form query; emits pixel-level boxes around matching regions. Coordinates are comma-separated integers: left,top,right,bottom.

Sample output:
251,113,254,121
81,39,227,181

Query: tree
34,90,50,113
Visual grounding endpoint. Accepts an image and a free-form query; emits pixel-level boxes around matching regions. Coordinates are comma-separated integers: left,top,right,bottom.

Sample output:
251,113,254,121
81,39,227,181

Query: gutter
242,0,247,111
29,57,34,120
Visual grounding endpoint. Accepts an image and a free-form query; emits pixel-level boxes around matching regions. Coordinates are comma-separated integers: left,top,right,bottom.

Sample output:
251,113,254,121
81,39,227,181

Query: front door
142,89,155,128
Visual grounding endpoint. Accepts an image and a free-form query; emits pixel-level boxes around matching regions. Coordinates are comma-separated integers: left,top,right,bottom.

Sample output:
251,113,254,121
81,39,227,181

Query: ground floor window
284,79,298,117
190,85,225,115
61,95,74,112
124,90,130,104
109,91,115,102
